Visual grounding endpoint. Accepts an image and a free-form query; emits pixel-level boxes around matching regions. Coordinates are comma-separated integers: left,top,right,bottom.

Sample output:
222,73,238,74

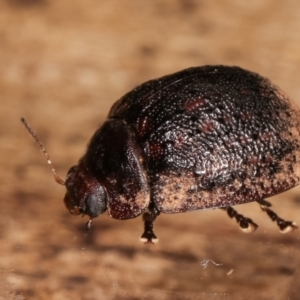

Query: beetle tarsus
140,229,158,244
257,200,298,233
140,212,159,244
223,206,258,233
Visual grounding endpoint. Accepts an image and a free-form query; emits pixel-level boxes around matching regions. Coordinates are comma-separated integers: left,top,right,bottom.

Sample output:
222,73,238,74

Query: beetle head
64,162,108,218
21,117,108,226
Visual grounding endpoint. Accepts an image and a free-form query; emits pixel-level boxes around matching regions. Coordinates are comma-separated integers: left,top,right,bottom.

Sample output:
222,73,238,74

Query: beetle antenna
21,117,65,185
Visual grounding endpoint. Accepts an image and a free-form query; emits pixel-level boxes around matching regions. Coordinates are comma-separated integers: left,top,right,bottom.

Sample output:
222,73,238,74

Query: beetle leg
256,199,298,233
256,199,272,208
222,206,258,233
140,203,160,244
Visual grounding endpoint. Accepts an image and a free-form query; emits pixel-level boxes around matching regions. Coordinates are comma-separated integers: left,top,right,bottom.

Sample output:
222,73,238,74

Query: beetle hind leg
256,199,298,233
222,206,258,233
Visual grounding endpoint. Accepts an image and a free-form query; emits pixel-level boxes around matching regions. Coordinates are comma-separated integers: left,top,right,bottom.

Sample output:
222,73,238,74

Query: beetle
22,65,300,244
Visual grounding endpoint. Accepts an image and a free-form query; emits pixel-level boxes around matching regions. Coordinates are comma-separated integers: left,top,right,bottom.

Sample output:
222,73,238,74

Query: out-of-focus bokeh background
1,1,300,299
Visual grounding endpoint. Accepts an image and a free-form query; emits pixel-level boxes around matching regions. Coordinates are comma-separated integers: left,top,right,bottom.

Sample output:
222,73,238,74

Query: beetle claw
139,231,158,244
279,221,298,234
239,219,258,233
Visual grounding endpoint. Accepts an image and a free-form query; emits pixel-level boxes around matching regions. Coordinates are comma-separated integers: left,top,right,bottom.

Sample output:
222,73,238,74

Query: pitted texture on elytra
109,66,300,213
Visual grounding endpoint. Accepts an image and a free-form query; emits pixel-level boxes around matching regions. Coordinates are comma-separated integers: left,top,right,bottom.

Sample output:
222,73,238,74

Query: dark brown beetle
22,65,300,244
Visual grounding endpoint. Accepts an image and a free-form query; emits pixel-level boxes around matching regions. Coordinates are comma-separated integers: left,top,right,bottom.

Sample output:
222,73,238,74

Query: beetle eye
85,192,107,218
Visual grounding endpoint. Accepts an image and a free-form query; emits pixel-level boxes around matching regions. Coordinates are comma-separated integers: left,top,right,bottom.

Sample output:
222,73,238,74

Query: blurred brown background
1,0,300,299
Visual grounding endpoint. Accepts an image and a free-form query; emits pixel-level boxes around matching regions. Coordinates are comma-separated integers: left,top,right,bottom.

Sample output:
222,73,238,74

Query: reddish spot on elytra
173,133,187,147
239,135,251,145
223,115,234,125
240,88,252,95
263,154,273,164
147,142,165,159
225,138,236,147
137,117,152,137
185,97,206,112
241,111,253,120
248,156,259,164
198,120,216,133
260,132,275,142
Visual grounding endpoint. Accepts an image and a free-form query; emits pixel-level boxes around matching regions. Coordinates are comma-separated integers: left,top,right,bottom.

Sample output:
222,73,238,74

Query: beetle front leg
140,203,160,244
